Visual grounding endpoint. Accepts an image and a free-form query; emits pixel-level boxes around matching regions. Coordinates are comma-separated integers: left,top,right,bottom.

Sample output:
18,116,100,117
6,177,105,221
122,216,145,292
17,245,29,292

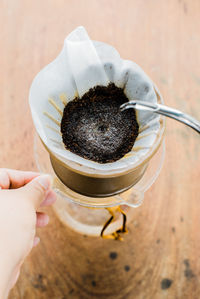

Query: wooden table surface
1,0,200,298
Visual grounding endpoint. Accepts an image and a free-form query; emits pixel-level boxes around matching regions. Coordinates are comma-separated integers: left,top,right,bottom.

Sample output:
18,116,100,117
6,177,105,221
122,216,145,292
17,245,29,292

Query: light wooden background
0,0,200,298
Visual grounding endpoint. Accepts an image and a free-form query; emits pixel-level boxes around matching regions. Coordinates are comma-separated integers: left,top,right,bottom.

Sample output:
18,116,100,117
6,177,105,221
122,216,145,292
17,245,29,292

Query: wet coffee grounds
61,83,139,163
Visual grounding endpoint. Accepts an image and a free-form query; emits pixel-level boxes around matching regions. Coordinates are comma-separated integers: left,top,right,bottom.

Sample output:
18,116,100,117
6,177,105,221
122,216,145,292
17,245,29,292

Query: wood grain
0,0,200,298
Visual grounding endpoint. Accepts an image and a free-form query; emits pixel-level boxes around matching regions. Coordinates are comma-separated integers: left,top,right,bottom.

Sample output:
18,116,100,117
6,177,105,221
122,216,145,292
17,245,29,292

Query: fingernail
43,214,50,226
37,175,52,191
41,190,57,207
33,237,40,247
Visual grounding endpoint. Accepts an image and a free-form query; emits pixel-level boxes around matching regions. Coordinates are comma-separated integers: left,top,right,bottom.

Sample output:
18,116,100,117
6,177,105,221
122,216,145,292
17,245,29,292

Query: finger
36,212,49,227
0,168,40,189
40,190,57,207
19,175,52,209
0,170,10,189
33,236,40,247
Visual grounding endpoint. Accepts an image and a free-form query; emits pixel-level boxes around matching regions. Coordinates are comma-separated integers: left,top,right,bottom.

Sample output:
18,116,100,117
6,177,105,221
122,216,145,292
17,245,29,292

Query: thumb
19,175,52,208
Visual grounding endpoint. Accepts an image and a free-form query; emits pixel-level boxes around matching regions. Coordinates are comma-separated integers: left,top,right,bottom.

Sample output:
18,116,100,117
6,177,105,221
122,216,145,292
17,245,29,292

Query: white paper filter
29,26,162,174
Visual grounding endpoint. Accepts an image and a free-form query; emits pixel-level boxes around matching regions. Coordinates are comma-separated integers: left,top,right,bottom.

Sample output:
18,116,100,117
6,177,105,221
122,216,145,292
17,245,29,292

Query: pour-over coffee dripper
29,26,166,238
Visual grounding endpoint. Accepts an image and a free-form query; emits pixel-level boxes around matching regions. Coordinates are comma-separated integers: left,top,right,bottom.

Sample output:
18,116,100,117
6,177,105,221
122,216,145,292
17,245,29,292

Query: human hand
0,169,57,299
